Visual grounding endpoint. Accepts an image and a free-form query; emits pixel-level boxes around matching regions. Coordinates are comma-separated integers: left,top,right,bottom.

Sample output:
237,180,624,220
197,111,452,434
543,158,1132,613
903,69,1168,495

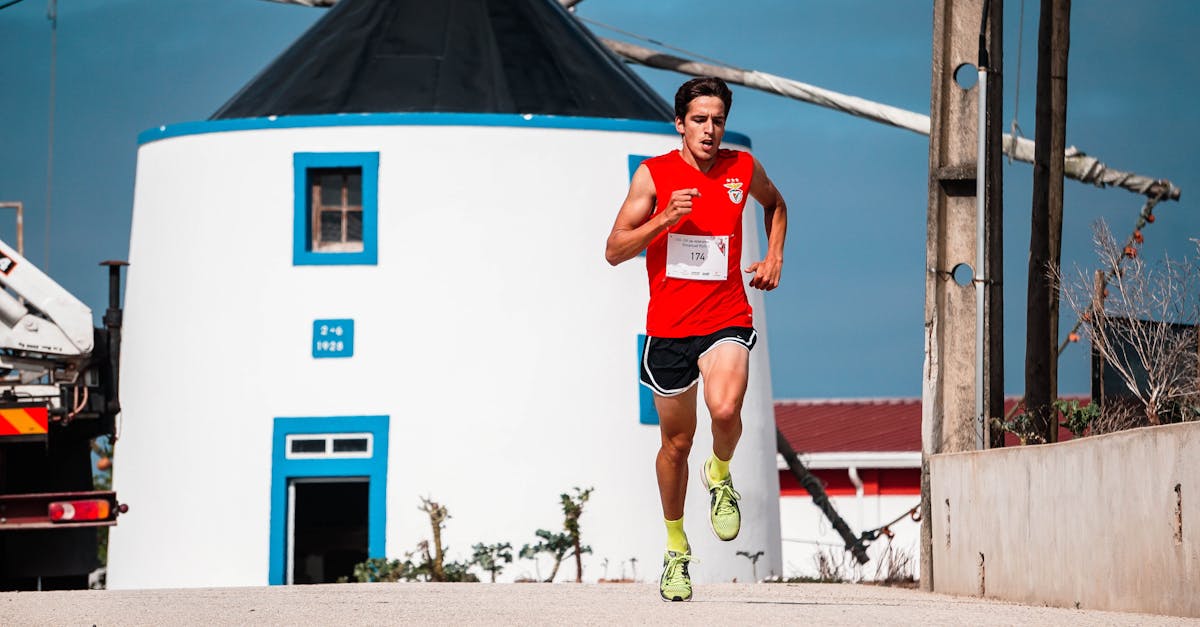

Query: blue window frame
637,334,660,425
627,154,650,180
293,152,379,265
269,415,389,585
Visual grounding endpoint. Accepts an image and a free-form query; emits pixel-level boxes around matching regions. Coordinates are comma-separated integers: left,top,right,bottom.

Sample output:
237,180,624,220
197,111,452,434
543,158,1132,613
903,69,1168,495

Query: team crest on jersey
724,178,744,204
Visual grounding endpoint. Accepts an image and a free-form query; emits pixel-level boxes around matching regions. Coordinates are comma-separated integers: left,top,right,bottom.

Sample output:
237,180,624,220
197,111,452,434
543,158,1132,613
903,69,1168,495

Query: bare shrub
1057,223,1200,428
1088,397,1148,435
871,541,916,586
813,547,849,583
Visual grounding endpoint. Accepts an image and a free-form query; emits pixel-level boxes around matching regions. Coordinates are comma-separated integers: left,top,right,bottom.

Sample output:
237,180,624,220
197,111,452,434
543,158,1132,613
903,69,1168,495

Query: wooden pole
1046,0,1071,441
984,0,1006,449
1025,0,1071,444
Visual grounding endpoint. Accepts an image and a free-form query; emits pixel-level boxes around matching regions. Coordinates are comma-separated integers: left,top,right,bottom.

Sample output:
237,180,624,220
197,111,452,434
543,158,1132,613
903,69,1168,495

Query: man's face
675,95,727,162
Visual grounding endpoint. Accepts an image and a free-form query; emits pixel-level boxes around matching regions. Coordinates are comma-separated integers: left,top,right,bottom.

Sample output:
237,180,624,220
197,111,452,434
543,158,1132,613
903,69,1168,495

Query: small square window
294,152,378,266
310,168,364,253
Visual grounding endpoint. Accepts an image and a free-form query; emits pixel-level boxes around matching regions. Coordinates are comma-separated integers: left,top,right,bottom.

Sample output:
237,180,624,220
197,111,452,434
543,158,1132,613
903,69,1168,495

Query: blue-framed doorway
269,415,389,585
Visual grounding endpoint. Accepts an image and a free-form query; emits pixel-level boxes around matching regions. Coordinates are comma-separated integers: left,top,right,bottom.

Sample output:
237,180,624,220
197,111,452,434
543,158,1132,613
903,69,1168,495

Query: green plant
1054,398,1100,437
520,486,594,582
350,556,418,583
990,412,1045,445
347,495,479,583
561,487,593,583
471,542,513,583
439,557,479,583
519,529,574,582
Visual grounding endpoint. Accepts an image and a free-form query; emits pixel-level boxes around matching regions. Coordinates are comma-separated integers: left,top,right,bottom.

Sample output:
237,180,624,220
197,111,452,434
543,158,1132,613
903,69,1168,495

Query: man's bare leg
654,386,697,602
696,342,750,542
653,386,698,521
697,342,750,462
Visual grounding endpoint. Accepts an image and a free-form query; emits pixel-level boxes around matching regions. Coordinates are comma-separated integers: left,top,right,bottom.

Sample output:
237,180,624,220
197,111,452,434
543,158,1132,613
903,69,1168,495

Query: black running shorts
639,326,757,397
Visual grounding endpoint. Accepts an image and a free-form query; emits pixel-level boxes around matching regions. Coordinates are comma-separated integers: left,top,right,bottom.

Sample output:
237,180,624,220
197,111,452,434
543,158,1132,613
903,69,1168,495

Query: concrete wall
930,422,1200,617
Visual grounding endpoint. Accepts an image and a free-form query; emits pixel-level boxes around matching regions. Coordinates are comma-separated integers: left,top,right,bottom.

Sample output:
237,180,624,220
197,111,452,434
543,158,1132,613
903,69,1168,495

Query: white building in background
107,0,781,588
774,398,923,581
771,396,1075,581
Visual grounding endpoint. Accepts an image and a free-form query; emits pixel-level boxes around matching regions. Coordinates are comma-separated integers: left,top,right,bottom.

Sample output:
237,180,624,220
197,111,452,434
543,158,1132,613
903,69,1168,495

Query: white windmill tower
108,0,779,589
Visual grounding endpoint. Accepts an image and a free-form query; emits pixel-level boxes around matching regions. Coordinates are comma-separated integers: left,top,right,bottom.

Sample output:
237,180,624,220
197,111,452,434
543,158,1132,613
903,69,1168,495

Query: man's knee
708,399,742,425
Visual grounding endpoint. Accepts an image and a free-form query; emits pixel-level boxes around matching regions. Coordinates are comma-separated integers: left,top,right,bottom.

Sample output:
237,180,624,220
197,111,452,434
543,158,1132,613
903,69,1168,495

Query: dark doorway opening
290,479,368,584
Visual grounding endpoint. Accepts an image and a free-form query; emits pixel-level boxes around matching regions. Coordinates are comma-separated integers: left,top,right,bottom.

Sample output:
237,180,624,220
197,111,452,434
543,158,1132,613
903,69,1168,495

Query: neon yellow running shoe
659,549,693,602
703,457,742,541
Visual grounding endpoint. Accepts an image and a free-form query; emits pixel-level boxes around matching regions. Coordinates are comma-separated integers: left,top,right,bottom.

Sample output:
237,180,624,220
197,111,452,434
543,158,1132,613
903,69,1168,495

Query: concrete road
3,582,1196,626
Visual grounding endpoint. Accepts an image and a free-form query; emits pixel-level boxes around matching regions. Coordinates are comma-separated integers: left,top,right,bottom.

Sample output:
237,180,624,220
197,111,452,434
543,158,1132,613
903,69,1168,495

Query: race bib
666,233,729,281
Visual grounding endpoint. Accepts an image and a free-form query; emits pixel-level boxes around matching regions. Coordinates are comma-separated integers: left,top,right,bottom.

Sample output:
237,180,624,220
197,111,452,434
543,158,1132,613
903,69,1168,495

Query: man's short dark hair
674,77,733,120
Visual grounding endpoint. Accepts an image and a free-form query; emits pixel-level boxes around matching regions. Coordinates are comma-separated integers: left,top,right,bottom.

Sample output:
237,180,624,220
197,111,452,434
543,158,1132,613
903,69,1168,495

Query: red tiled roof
775,398,922,453
774,396,1089,454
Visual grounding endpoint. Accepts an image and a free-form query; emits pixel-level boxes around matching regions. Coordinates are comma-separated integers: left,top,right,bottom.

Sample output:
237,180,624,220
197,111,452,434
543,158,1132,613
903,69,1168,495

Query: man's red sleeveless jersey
643,149,755,338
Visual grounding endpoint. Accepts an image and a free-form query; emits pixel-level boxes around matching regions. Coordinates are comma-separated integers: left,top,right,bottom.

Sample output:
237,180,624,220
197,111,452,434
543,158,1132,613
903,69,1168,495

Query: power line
0,0,29,11
45,0,57,271
576,15,746,71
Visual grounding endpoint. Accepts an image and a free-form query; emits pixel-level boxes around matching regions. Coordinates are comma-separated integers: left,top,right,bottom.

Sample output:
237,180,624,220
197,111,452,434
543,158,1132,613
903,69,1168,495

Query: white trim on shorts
640,329,756,397
697,329,757,360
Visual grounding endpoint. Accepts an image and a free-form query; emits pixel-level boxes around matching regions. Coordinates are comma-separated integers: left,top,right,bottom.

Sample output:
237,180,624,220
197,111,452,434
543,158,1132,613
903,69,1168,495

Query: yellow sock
708,453,731,483
665,517,688,553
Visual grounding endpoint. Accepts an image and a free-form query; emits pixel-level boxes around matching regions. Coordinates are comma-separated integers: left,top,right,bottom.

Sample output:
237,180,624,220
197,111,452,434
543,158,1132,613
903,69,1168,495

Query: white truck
0,238,127,590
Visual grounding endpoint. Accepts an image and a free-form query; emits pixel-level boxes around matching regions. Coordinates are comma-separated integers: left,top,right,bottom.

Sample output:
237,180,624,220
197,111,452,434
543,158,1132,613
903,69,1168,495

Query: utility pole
921,0,1002,591
1025,0,1071,444
983,0,1005,450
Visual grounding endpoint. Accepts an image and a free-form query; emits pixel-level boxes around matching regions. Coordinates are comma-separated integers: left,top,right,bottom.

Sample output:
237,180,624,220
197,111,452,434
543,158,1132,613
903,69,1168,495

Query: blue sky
0,0,1196,400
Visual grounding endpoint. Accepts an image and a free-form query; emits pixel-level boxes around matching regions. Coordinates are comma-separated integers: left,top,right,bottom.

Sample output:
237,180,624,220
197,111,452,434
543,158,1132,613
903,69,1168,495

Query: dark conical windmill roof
211,0,673,121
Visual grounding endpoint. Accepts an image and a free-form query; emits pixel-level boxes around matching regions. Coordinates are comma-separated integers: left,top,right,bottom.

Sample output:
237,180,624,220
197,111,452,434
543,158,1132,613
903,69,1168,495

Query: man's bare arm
744,157,787,291
605,164,697,265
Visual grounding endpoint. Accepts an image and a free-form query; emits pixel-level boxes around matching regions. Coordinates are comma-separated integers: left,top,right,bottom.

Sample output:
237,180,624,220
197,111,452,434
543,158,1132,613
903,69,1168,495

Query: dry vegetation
1057,221,1199,433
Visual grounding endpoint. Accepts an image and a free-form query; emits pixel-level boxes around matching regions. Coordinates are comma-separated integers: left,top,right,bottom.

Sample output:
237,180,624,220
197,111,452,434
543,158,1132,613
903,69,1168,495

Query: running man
605,76,788,602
